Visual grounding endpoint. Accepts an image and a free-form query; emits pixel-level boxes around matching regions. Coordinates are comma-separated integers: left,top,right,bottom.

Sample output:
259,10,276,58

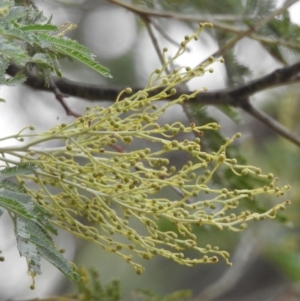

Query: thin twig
49,78,81,118
241,100,300,147
150,18,186,50
142,16,168,73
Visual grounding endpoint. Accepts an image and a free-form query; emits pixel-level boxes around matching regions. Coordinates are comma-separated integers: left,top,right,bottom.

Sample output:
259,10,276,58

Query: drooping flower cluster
0,23,290,274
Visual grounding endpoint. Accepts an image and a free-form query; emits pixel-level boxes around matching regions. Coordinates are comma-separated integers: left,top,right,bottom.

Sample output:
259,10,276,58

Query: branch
142,16,167,72
49,77,81,118
242,100,300,147
150,18,184,50
6,61,300,104
6,61,300,147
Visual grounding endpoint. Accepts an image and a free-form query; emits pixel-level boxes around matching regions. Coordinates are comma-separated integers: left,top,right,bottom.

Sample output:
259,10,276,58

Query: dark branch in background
242,101,300,146
6,62,300,104
6,61,300,146
141,15,168,73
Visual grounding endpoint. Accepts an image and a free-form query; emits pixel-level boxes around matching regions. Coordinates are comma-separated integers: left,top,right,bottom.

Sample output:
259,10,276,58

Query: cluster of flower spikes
17,23,290,274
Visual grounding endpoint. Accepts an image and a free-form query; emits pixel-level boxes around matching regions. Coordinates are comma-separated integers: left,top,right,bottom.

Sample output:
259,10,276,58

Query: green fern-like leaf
38,34,112,77
244,0,277,16
18,23,58,32
30,53,59,76
0,3,111,90
134,288,191,301
0,189,79,280
0,163,78,280
76,268,120,301
16,217,79,280
2,26,35,44
0,192,36,220
0,179,26,192
16,218,41,274
0,163,36,180
0,6,28,22
3,72,26,85
37,244,80,280
260,42,288,65
217,105,241,123
257,11,300,59
0,36,29,64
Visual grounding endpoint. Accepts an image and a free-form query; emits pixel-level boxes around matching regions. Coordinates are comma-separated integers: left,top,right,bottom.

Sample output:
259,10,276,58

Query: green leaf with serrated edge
260,42,288,65
16,218,41,274
30,53,52,64
2,27,34,44
3,73,26,86
15,215,77,279
0,188,54,224
0,163,36,180
18,24,58,32
30,53,61,77
37,245,80,280
22,217,55,248
0,189,32,205
0,196,36,220
0,184,57,228
0,186,58,235
76,268,121,301
221,49,251,86
0,6,27,22
243,0,259,15
0,180,25,192
0,37,29,65
244,0,276,16
217,105,241,123
38,34,112,77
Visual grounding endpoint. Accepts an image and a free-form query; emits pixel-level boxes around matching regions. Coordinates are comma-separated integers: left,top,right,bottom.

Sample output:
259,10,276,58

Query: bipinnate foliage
0,0,111,98
0,164,80,287
76,268,121,301
75,268,190,301
0,20,291,281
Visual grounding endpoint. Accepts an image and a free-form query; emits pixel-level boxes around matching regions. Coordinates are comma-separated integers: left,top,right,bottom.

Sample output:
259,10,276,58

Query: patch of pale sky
134,22,227,90
289,1,300,25
81,7,137,60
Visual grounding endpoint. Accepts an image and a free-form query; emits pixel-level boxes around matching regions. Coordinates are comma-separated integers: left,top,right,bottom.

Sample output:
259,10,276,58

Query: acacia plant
0,0,291,298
